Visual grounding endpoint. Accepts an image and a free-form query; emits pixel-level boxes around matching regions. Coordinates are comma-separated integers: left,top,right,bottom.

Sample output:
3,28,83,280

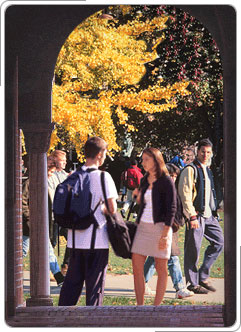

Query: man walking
178,139,224,294
58,136,118,306
120,158,143,219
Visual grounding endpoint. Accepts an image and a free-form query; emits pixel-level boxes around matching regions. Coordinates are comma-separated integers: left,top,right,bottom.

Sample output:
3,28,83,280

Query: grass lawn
23,293,222,306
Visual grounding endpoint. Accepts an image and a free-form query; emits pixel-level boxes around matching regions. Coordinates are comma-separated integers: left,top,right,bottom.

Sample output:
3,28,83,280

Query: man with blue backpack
55,136,118,306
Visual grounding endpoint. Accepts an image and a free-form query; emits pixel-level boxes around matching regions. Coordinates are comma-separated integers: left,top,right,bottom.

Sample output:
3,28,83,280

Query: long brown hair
142,147,169,178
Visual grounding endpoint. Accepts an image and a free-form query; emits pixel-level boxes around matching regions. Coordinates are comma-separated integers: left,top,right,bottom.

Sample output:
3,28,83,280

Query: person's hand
132,188,139,199
190,219,199,229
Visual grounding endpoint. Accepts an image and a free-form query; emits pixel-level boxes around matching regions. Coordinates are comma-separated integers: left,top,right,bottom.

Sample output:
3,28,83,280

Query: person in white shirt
48,150,69,275
58,136,118,306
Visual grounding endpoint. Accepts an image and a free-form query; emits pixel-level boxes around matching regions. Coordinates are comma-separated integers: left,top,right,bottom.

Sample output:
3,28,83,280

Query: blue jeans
49,241,61,275
22,236,60,275
184,215,224,286
144,255,184,291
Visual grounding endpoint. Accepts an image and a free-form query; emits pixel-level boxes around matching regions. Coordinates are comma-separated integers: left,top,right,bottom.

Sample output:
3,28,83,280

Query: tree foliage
51,7,191,160
51,5,223,164
112,5,223,160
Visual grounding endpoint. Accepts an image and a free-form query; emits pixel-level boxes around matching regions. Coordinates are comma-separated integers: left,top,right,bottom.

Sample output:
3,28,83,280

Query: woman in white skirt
131,147,177,305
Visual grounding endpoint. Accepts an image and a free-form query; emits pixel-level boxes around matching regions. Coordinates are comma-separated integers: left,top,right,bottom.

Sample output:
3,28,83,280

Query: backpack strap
100,171,109,211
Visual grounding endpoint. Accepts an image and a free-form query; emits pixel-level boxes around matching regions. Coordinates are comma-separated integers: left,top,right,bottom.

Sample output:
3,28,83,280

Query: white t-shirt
48,170,68,201
141,189,154,224
67,166,118,249
201,164,212,218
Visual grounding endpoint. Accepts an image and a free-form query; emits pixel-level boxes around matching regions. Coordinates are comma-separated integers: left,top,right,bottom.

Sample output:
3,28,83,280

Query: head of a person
130,158,137,166
84,136,108,166
184,148,195,164
197,138,213,165
141,147,169,178
166,163,180,183
50,150,67,171
47,156,57,178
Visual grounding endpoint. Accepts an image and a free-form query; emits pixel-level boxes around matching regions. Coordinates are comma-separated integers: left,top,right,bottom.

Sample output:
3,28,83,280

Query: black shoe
187,285,209,294
54,272,65,287
199,280,216,292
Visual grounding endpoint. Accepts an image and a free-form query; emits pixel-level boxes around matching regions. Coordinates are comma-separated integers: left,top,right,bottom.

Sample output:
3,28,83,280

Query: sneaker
145,284,155,296
175,288,194,299
54,272,65,287
187,285,209,294
199,280,216,292
120,209,126,218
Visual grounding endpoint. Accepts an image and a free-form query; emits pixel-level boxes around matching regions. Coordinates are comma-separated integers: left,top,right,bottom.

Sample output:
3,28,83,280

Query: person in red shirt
120,159,143,219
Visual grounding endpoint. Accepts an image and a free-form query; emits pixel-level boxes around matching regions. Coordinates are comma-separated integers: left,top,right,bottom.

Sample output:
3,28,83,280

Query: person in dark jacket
143,163,194,299
131,147,176,305
178,139,224,294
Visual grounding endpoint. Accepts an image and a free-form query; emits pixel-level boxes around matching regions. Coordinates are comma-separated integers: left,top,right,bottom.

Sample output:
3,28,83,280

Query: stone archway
5,4,236,327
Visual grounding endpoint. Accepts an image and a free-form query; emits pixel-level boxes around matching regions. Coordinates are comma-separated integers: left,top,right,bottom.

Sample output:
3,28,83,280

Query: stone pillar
23,123,54,307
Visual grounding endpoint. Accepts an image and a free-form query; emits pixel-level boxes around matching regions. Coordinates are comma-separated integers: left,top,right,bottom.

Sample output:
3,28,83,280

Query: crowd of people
22,136,224,306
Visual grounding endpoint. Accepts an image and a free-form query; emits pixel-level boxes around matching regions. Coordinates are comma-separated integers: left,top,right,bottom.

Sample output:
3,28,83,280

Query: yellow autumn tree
51,6,190,160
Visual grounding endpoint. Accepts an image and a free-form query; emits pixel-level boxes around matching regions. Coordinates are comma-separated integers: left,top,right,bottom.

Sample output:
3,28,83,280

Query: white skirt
131,221,172,259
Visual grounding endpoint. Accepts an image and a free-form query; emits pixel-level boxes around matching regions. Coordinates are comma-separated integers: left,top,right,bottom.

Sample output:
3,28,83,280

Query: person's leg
199,216,224,282
132,253,147,305
168,256,184,291
184,216,204,286
58,227,70,275
49,240,61,275
48,240,65,286
61,247,70,275
22,235,30,257
154,258,168,305
144,256,156,283
51,223,58,248
85,249,109,306
58,249,85,306
122,189,133,213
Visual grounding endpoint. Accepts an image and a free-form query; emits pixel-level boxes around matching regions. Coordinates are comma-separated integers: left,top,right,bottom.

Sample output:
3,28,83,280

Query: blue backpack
53,167,100,231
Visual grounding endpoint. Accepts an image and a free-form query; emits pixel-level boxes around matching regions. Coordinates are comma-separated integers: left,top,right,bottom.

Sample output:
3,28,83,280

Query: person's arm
102,172,118,215
106,197,117,215
178,167,199,229
132,188,141,204
159,178,176,249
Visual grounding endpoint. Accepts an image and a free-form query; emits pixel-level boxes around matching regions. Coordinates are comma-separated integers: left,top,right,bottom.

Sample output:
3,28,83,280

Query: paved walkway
23,271,224,304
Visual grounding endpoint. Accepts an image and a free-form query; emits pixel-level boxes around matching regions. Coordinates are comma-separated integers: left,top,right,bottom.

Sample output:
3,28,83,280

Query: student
48,150,69,275
131,147,176,305
178,139,224,294
58,137,118,306
120,158,143,219
22,159,65,286
144,163,194,299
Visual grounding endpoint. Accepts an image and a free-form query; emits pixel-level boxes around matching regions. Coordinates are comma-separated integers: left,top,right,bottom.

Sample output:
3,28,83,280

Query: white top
48,170,68,201
67,166,118,249
201,164,212,218
141,189,154,224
